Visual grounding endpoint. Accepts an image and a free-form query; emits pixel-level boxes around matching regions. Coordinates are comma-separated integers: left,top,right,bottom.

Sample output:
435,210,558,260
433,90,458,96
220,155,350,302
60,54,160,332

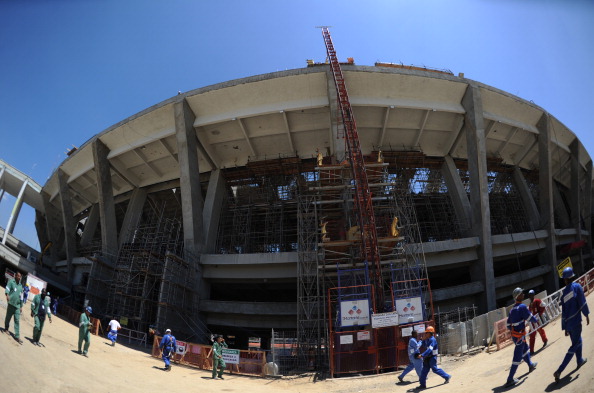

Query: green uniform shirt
79,312,92,333
5,278,23,308
31,294,52,320
212,340,228,358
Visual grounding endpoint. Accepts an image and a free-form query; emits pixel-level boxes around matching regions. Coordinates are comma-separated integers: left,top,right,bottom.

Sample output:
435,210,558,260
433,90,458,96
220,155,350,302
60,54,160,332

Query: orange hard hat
425,326,435,333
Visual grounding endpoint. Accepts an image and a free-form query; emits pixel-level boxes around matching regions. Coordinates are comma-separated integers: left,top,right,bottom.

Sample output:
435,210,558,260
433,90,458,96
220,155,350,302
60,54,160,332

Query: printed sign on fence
557,257,573,278
176,341,187,355
371,311,399,328
339,334,353,345
357,330,371,341
340,299,370,327
222,348,240,364
395,297,423,324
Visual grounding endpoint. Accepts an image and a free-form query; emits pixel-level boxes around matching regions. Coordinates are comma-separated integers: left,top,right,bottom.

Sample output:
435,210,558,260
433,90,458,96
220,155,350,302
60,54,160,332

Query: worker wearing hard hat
504,288,538,387
553,267,589,383
78,306,93,357
159,328,177,371
527,289,548,355
212,335,228,379
417,326,450,389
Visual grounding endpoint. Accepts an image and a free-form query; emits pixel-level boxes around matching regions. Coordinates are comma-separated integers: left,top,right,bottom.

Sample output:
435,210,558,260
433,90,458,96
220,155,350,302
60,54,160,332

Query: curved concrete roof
42,65,592,215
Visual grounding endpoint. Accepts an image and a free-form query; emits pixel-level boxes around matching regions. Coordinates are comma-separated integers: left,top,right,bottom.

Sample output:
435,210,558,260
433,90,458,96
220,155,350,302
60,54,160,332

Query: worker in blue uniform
418,326,450,389
159,328,176,371
397,329,422,383
554,267,589,383
504,287,538,387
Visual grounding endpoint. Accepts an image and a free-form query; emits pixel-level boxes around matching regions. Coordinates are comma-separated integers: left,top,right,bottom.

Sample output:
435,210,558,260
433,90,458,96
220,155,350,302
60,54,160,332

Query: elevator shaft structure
320,27,384,307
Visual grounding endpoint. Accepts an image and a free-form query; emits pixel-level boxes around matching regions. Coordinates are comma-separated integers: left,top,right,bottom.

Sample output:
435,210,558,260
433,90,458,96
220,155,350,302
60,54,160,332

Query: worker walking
528,289,548,355
78,306,93,357
22,284,30,304
4,271,24,344
212,335,228,379
554,267,590,383
30,288,52,346
397,329,422,383
159,328,176,371
504,288,538,387
107,317,122,346
418,326,450,389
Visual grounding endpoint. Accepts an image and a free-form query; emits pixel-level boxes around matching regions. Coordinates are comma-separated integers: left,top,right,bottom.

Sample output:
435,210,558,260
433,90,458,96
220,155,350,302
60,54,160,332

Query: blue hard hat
86,306,93,313
562,267,575,279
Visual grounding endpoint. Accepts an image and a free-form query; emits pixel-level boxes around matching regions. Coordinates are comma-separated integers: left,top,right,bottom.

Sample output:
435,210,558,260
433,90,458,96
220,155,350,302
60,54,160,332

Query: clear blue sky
1,0,593,250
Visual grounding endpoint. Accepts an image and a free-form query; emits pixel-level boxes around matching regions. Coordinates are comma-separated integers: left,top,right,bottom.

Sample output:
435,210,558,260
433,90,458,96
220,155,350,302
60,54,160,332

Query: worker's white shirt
108,320,121,331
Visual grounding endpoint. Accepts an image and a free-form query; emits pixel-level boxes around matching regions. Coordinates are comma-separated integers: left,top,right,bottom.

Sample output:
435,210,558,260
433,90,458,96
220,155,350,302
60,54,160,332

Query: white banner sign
395,297,424,324
339,334,353,344
371,311,399,328
222,348,240,364
340,299,370,327
357,330,371,341
24,273,47,301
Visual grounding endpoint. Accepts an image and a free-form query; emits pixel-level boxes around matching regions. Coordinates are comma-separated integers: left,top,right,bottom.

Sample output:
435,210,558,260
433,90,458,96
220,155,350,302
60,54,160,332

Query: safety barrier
151,335,266,376
56,303,102,336
494,267,594,351
117,327,147,347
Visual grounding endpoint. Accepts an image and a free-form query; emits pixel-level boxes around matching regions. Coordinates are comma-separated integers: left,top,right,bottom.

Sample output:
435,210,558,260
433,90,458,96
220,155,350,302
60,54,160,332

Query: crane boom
320,27,384,308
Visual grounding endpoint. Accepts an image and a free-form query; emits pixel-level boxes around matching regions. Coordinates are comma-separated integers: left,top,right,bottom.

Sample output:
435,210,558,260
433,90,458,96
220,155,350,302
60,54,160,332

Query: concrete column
92,138,118,257
203,169,227,253
462,83,496,312
0,165,5,201
585,161,593,268
326,69,346,162
536,113,558,292
118,188,147,247
513,166,540,231
441,155,472,235
570,140,584,272
58,169,77,282
2,179,28,244
552,184,571,228
42,191,63,265
80,203,99,248
175,99,204,257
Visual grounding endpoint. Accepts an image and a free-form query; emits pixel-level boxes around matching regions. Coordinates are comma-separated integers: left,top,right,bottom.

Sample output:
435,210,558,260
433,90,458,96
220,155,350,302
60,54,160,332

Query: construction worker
527,289,548,355
418,326,450,389
22,283,30,304
78,306,93,357
553,267,589,383
159,328,176,371
397,329,422,383
107,317,122,346
4,271,24,344
30,287,52,346
504,288,538,387
212,335,228,379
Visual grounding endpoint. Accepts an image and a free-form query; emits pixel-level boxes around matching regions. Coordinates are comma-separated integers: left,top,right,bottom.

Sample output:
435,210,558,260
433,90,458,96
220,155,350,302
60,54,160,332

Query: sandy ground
1,289,593,393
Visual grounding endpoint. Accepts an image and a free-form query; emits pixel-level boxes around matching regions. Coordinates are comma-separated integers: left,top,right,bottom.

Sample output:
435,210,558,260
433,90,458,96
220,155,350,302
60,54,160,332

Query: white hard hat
513,287,523,300
165,329,171,333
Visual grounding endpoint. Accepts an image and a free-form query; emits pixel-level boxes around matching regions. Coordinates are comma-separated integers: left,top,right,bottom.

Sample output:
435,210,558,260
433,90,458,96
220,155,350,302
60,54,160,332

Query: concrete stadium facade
37,64,593,344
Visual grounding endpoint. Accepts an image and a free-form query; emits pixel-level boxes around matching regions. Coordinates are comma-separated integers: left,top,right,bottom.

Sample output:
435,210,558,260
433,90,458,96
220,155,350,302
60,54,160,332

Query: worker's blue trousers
419,356,450,387
400,355,422,379
507,335,533,383
556,325,584,374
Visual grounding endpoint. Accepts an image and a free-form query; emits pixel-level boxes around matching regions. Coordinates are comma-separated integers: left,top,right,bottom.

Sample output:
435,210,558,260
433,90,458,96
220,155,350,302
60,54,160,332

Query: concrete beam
203,170,227,253
92,139,118,257
552,183,571,228
442,156,471,235
2,179,28,244
513,166,540,230
536,113,559,292
41,192,62,265
79,204,99,248
327,68,346,161
431,281,484,302
57,169,77,282
118,187,147,247
175,99,205,257
462,83,496,312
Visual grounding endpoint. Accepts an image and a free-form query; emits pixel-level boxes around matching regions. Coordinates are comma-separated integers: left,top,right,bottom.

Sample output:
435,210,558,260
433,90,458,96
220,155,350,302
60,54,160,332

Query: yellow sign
120,316,128,326
557,257,573,278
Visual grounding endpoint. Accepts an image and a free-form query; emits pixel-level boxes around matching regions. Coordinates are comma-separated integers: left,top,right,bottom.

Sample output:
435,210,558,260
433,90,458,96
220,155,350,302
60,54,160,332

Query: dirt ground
1,289,593,393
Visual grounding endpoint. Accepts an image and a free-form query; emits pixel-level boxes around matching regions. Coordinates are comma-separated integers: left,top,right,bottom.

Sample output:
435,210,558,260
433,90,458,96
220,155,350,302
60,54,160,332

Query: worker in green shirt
4,271,24,344
78,306,93,357
212,335,228,379
30,287,52,346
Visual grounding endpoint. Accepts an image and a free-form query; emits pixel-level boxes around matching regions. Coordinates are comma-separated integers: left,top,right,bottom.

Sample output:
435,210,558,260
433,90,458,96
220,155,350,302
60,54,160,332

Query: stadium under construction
1,30,593,377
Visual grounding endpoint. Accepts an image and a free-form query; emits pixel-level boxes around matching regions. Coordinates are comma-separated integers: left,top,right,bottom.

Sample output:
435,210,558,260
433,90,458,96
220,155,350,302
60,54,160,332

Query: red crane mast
320,27,384,307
